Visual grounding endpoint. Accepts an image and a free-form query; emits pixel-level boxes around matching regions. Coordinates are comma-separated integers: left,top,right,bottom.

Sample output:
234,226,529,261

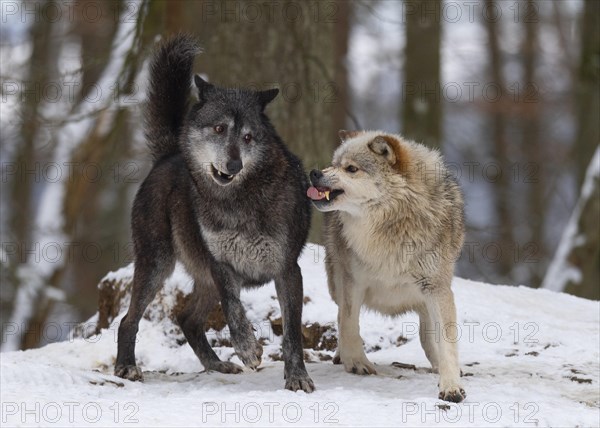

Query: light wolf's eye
214,124,226,134
244,134,252,143
345,165,359,173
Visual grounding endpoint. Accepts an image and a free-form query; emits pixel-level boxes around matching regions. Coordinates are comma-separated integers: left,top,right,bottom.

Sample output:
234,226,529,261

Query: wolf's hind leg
332,310,342,364
115,251,175,381
212,265,263,369
425,288,465,403
170,198,248,373
417,306,440,372
177,279,243,374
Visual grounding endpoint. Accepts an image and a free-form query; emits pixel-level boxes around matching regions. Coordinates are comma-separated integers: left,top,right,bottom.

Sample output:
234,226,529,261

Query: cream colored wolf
308,130,466,402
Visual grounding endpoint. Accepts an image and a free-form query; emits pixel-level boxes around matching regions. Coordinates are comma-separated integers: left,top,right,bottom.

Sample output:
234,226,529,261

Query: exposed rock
79,263,338,352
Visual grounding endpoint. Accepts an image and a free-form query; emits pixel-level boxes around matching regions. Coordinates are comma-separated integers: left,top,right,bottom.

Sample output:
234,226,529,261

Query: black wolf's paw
235,337,263,369
114,364,143,381
204,360,244,374
285,372,315,393
439,387,466,403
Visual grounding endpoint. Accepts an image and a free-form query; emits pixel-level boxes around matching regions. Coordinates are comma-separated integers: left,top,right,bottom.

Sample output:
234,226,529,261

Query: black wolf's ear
339,130,362,143
368,136,397,165
194,74,214,102
257,88,279,110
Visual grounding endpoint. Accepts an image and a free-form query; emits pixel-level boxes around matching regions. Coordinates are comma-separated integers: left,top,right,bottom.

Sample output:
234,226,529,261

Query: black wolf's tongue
307,186,326,200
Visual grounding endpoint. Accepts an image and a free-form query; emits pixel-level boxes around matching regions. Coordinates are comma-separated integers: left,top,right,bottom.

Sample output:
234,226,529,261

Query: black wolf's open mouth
211,165,236,185
306,186,344,202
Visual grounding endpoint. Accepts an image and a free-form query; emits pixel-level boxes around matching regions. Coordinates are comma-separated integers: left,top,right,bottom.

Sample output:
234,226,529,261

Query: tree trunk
71,0,120,103
402,0,441,149
4,0,58,349
484,0,514,281
575,0,600,187
521,0,545,287
7,0,56,277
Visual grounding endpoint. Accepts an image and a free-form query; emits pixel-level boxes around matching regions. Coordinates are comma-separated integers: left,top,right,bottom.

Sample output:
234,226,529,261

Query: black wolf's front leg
212,264,262,369
274,263,315,392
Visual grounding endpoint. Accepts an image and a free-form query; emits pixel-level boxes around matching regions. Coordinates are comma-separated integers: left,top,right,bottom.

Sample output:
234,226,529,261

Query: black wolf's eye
244,134,252,143
214,124,226,134
345,165,358,173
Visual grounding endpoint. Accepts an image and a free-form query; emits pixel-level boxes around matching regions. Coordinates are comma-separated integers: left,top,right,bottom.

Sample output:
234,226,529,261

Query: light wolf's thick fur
308,130,466,402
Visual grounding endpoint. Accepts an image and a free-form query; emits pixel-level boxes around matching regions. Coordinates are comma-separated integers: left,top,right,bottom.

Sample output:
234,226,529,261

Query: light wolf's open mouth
211,165,236,185
307,186,344,202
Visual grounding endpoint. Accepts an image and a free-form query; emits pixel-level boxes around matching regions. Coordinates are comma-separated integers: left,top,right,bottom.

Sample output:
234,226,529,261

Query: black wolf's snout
309,169,323,184
226,159,243,175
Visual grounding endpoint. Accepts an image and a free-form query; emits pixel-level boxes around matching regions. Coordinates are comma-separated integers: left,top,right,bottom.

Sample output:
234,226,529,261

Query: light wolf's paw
438,384,466,403
234,337,263,369
204,360,244,374
285,371,315,393
114,364,143,381
341,355,377,375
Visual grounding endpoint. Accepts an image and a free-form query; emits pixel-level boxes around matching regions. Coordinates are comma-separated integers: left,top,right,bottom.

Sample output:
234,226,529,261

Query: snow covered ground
1,247,599,427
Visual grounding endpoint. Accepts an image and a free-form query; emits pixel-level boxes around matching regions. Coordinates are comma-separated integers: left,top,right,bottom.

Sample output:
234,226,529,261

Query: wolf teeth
325,191,331,201
217,170,233,179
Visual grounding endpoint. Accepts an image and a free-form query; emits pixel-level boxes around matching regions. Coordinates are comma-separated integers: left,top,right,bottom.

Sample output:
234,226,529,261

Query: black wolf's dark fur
115,35,314,392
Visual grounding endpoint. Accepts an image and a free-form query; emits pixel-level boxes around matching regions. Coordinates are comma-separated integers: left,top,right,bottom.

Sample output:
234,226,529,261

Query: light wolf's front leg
424,288,465,403
335,282,376,375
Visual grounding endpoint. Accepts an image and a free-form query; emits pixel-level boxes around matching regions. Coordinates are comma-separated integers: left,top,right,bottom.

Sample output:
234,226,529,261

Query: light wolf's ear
257,88,279,110
368,136,397,166
338,130,363,143
194,74,215,103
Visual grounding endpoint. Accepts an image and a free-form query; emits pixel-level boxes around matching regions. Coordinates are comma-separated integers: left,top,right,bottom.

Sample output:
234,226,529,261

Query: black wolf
115,34,314,392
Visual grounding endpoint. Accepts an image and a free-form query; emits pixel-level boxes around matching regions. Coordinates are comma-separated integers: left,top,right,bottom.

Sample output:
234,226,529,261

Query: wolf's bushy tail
145,34,199,162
